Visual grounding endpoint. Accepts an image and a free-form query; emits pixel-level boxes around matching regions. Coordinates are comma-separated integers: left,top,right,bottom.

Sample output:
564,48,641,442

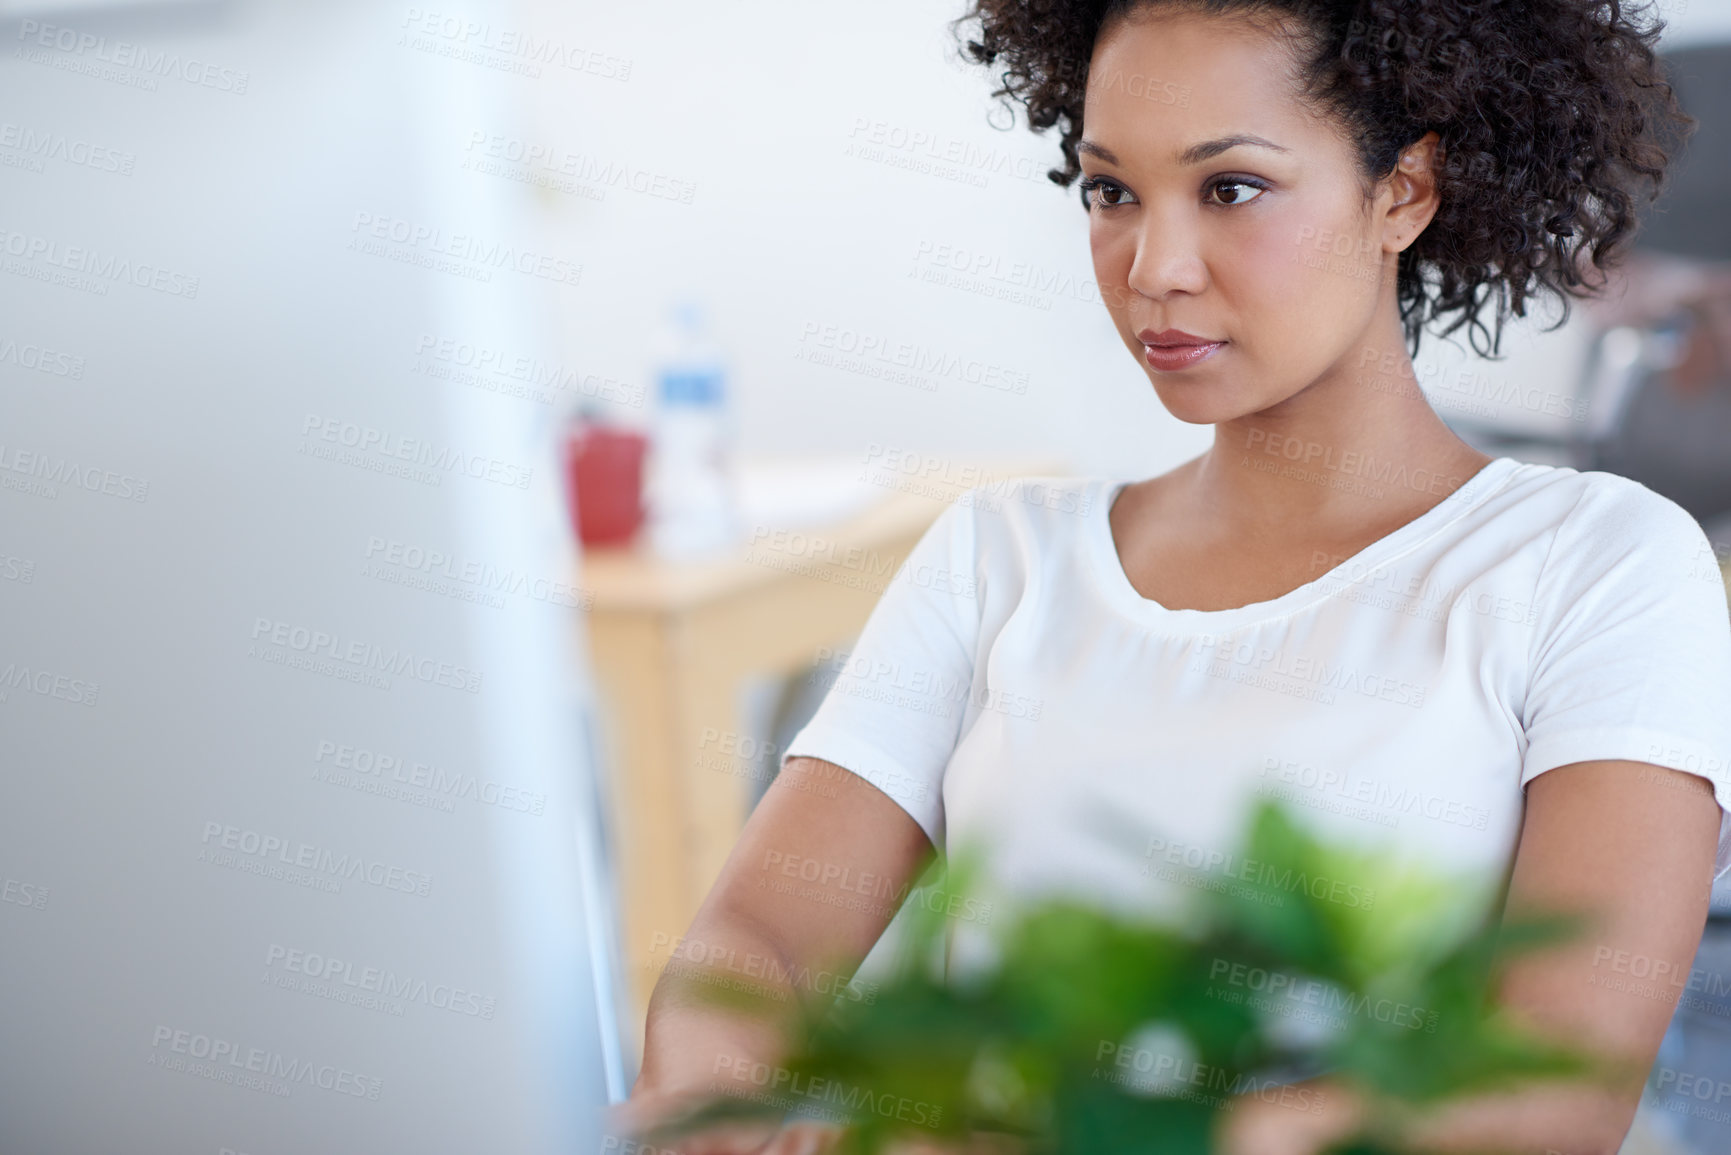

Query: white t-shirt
782,458,1731,966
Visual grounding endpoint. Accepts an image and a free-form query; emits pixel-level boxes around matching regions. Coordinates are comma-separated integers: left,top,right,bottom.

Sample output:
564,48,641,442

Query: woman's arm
1219,758,1723,1155
623,755,936,1132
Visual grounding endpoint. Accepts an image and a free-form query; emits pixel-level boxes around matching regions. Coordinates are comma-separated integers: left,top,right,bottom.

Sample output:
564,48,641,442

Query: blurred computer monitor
0,2,620,1151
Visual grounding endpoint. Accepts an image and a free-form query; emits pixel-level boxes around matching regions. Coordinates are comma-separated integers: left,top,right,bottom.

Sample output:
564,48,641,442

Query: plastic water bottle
643,300,742,560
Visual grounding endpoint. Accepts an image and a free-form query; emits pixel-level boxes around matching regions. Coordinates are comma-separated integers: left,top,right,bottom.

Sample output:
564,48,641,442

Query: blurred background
2,0,1731,1152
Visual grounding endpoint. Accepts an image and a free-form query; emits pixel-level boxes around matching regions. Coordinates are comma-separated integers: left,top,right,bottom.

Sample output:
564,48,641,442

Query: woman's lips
1137,328,1225,371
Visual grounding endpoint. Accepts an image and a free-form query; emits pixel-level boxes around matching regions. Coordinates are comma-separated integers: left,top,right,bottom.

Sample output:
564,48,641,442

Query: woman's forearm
1220,1073,1634,1155
634,912,808,1097
625,755,935,1135
631,755,934,1097
1389,1078,1635,1155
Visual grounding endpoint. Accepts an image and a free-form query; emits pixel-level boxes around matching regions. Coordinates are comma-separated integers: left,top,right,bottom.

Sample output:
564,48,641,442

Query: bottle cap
672,300,702,331
659,369,723,405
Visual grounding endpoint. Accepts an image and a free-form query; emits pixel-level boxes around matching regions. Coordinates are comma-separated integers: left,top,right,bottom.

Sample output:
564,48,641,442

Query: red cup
564,424,648,547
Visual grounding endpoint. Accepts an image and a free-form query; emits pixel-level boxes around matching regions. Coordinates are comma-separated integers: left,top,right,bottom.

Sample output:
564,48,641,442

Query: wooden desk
581,457,1067,1044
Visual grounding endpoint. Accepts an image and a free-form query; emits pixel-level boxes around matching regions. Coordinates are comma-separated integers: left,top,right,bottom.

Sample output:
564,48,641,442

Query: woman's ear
1383,130,1442,254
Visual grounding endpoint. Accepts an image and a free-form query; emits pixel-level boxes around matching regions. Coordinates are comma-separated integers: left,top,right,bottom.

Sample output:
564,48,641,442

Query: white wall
520,0,1200,481
1663,0,1731,48
544,0,1731,479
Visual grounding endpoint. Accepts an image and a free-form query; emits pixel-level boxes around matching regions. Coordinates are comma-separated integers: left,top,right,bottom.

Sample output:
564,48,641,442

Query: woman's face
1082,10,1410,424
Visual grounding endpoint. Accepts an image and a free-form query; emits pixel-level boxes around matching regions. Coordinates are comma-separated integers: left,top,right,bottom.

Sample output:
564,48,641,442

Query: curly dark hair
950,0,1693,358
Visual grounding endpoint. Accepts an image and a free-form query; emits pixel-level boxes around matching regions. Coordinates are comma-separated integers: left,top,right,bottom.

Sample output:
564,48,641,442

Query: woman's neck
1198,337,1495,540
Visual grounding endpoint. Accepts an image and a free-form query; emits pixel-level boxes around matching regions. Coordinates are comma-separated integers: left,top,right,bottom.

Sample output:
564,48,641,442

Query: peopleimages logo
300,413,534,489
313,738,547,815
1143,835,1376,910
0,225,198,297
199,821,433,897
264,944,497,1019
1257,756,1490,831
148,1026,381,1099
0,443,148,501
363,536,588,610
797,321,1030,394
0,122,134,175
463,132,694,202
248,616,483,694
399,8,632,81
910,239,1100,306
0,658,99,706
1,873,49,910
16,20,251,93
349,212,582,286
414,334,645,407
1190,633,1427,709
0,335,85,378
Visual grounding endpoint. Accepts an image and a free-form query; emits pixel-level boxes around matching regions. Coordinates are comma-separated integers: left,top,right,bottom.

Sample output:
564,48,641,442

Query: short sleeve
1519,478,1731,879
779,496,983,851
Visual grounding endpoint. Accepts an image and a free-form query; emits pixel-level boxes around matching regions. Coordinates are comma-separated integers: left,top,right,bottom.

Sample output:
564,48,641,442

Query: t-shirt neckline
1086,456,1520,632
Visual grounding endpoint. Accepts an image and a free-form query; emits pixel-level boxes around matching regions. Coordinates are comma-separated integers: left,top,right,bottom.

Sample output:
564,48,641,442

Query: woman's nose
1124,213,1209,301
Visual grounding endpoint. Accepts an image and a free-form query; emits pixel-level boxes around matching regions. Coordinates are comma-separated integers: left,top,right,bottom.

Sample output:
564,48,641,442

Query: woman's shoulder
923,474,1113,594
1489,460,1722,599
1498,460,1710,550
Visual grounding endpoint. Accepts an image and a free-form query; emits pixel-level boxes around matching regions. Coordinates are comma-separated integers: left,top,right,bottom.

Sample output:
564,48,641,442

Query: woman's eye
1208,180,1267,206
1080,177,1136,210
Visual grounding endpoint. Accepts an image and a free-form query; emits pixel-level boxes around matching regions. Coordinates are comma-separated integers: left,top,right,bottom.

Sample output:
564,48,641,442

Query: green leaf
662,797,1606,1154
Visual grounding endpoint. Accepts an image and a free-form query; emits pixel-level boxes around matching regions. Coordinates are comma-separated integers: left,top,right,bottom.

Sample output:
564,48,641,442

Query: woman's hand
607,1085,848,1154
610,1093,1026,1155
1212,1076,1367,1155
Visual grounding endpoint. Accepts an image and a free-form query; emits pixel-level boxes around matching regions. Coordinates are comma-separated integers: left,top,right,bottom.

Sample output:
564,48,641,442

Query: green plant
650,800,1603,1154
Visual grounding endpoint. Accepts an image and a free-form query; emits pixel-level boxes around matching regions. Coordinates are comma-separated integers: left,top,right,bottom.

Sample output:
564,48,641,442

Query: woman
620,1,1731,1151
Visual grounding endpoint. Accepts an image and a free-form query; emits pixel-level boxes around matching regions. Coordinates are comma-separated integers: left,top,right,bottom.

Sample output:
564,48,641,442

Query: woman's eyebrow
1180,134,1289,164
1077,139,1122,164
1077,134,1290,167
